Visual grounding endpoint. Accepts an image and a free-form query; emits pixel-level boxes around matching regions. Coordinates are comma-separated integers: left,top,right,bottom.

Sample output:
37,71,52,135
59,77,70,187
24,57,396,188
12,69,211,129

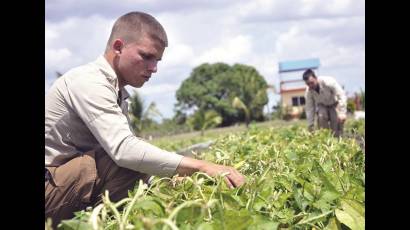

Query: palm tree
129,91,163,134
142,102,163,121
232,97,250,127
232,84,274,127
187,109,222,136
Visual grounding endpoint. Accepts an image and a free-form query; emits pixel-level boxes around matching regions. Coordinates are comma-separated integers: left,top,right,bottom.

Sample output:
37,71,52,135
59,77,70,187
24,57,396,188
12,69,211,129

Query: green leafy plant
58,123,364,230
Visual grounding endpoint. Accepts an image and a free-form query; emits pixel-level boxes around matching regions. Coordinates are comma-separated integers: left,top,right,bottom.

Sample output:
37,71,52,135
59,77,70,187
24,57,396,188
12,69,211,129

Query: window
300,96,306,105
291,96,306,106
292,97,299,106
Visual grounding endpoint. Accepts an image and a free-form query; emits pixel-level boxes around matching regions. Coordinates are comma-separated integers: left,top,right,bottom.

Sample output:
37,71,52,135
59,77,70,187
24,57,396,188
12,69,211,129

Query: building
278,58,320,119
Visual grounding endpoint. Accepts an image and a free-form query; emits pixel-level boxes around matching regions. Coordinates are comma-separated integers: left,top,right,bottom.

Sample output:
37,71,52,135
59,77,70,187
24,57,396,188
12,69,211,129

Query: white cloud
237,0,363,23
45,29,58,41
138,83,179,96
126,84,179,120
45,15,114,80
247,53,278,83
45,48,72,68
45,0,365,119
162,43,195,68
274,21,364,69
46,0,237,22
237,0,275,16
194,35,252,65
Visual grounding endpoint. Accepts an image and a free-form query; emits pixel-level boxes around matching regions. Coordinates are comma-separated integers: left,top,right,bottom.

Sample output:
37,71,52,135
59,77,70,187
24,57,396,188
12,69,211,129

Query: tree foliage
176,63,269,126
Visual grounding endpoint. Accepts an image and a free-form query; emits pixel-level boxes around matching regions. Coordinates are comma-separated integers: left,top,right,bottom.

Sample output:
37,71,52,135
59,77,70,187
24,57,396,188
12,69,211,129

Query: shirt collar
308,78,322,94
120,87,130,100
93,55,130,100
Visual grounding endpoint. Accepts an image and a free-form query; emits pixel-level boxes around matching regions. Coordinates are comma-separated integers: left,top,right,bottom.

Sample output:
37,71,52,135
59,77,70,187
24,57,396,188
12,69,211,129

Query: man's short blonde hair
105,11,168,52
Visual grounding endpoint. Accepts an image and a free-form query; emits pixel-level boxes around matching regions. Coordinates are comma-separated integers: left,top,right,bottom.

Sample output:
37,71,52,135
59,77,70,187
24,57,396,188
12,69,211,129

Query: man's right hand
176,157,246,188
337,114,347,124
199,161,246,188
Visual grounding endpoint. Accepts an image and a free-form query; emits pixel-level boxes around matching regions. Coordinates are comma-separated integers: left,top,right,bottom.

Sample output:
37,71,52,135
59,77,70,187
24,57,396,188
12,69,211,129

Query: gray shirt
45,55,183,177
305,76,347,128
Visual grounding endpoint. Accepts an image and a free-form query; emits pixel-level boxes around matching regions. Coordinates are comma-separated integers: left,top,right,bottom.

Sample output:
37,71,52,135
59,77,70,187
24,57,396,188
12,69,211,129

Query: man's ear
112,39,124,54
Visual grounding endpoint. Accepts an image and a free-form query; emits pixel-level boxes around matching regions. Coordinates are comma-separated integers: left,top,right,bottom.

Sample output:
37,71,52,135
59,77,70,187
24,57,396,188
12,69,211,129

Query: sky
45,0,365,119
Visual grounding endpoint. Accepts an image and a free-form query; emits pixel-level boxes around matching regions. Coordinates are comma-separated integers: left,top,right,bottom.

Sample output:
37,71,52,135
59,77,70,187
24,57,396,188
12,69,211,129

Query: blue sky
45,0,365,119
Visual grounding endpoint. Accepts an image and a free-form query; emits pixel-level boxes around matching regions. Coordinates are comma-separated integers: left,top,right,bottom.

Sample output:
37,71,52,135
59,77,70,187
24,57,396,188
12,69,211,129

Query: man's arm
67,78,183,177
328,78,347,121
176,157,245,188
66,77,245,188
305,90,316,131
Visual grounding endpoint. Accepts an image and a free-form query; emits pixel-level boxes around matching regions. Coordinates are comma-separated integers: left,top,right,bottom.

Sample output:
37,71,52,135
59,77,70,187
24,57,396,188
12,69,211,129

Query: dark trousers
317,104,343,137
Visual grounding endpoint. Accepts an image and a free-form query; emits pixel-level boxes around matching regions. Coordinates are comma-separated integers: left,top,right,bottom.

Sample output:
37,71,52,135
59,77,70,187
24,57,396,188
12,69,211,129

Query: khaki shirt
45,55,183,177
305,76,347,128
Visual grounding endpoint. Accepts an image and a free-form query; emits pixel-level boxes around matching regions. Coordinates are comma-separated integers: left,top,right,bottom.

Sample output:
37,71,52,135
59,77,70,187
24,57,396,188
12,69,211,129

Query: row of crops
55,121,365,230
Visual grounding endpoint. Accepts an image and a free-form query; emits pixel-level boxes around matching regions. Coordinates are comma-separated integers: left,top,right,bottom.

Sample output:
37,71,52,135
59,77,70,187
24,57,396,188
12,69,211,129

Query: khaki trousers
45,148,150,229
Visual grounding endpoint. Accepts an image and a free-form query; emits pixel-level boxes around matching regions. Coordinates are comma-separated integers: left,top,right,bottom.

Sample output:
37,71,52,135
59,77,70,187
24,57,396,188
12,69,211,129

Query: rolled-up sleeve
66,77,183,177
328,78,347,116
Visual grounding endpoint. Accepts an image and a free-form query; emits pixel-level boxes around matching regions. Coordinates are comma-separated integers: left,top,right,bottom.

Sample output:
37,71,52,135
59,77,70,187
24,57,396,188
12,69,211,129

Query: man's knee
317,115,329,129
91,149,150,204
317,106,330,128
94,148,150,184
45,149,150,226
45,151,98,227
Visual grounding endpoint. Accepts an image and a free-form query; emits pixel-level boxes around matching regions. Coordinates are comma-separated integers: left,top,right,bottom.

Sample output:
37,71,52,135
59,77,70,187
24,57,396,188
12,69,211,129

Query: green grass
151,119,305,152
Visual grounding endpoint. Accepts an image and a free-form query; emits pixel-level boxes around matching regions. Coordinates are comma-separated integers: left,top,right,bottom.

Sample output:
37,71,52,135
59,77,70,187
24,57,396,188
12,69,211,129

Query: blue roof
278,58,320,73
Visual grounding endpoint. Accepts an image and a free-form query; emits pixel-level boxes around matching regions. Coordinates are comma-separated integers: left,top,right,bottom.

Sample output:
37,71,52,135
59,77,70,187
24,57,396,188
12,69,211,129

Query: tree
142,102,163,122
271,101,283,120
347,98,356,114
186,109,222,136
130,91,144,120
129,91,163,134
359,88,365,110
232,97,250,127
175,63,268,126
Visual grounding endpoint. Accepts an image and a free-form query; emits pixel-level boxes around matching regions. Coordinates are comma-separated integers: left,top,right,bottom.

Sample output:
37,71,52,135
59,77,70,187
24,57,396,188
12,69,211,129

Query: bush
347,98,356,113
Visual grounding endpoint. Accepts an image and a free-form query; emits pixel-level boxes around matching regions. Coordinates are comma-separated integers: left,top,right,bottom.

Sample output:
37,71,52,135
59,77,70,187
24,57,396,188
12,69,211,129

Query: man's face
115,35,165,88
305,76,318,90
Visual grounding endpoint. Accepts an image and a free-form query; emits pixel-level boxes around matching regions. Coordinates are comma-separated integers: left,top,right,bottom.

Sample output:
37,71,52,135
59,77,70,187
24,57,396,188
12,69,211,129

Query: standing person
45,11,245,227
303,69,347,137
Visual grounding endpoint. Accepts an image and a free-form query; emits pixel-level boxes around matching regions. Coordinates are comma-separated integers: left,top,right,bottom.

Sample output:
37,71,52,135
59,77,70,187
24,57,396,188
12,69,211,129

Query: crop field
53,120,365,230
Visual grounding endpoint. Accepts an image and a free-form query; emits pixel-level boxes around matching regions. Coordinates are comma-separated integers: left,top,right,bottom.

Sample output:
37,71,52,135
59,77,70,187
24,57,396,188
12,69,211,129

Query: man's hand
337,114,346,123
176,157,246,188
199,162,245,188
